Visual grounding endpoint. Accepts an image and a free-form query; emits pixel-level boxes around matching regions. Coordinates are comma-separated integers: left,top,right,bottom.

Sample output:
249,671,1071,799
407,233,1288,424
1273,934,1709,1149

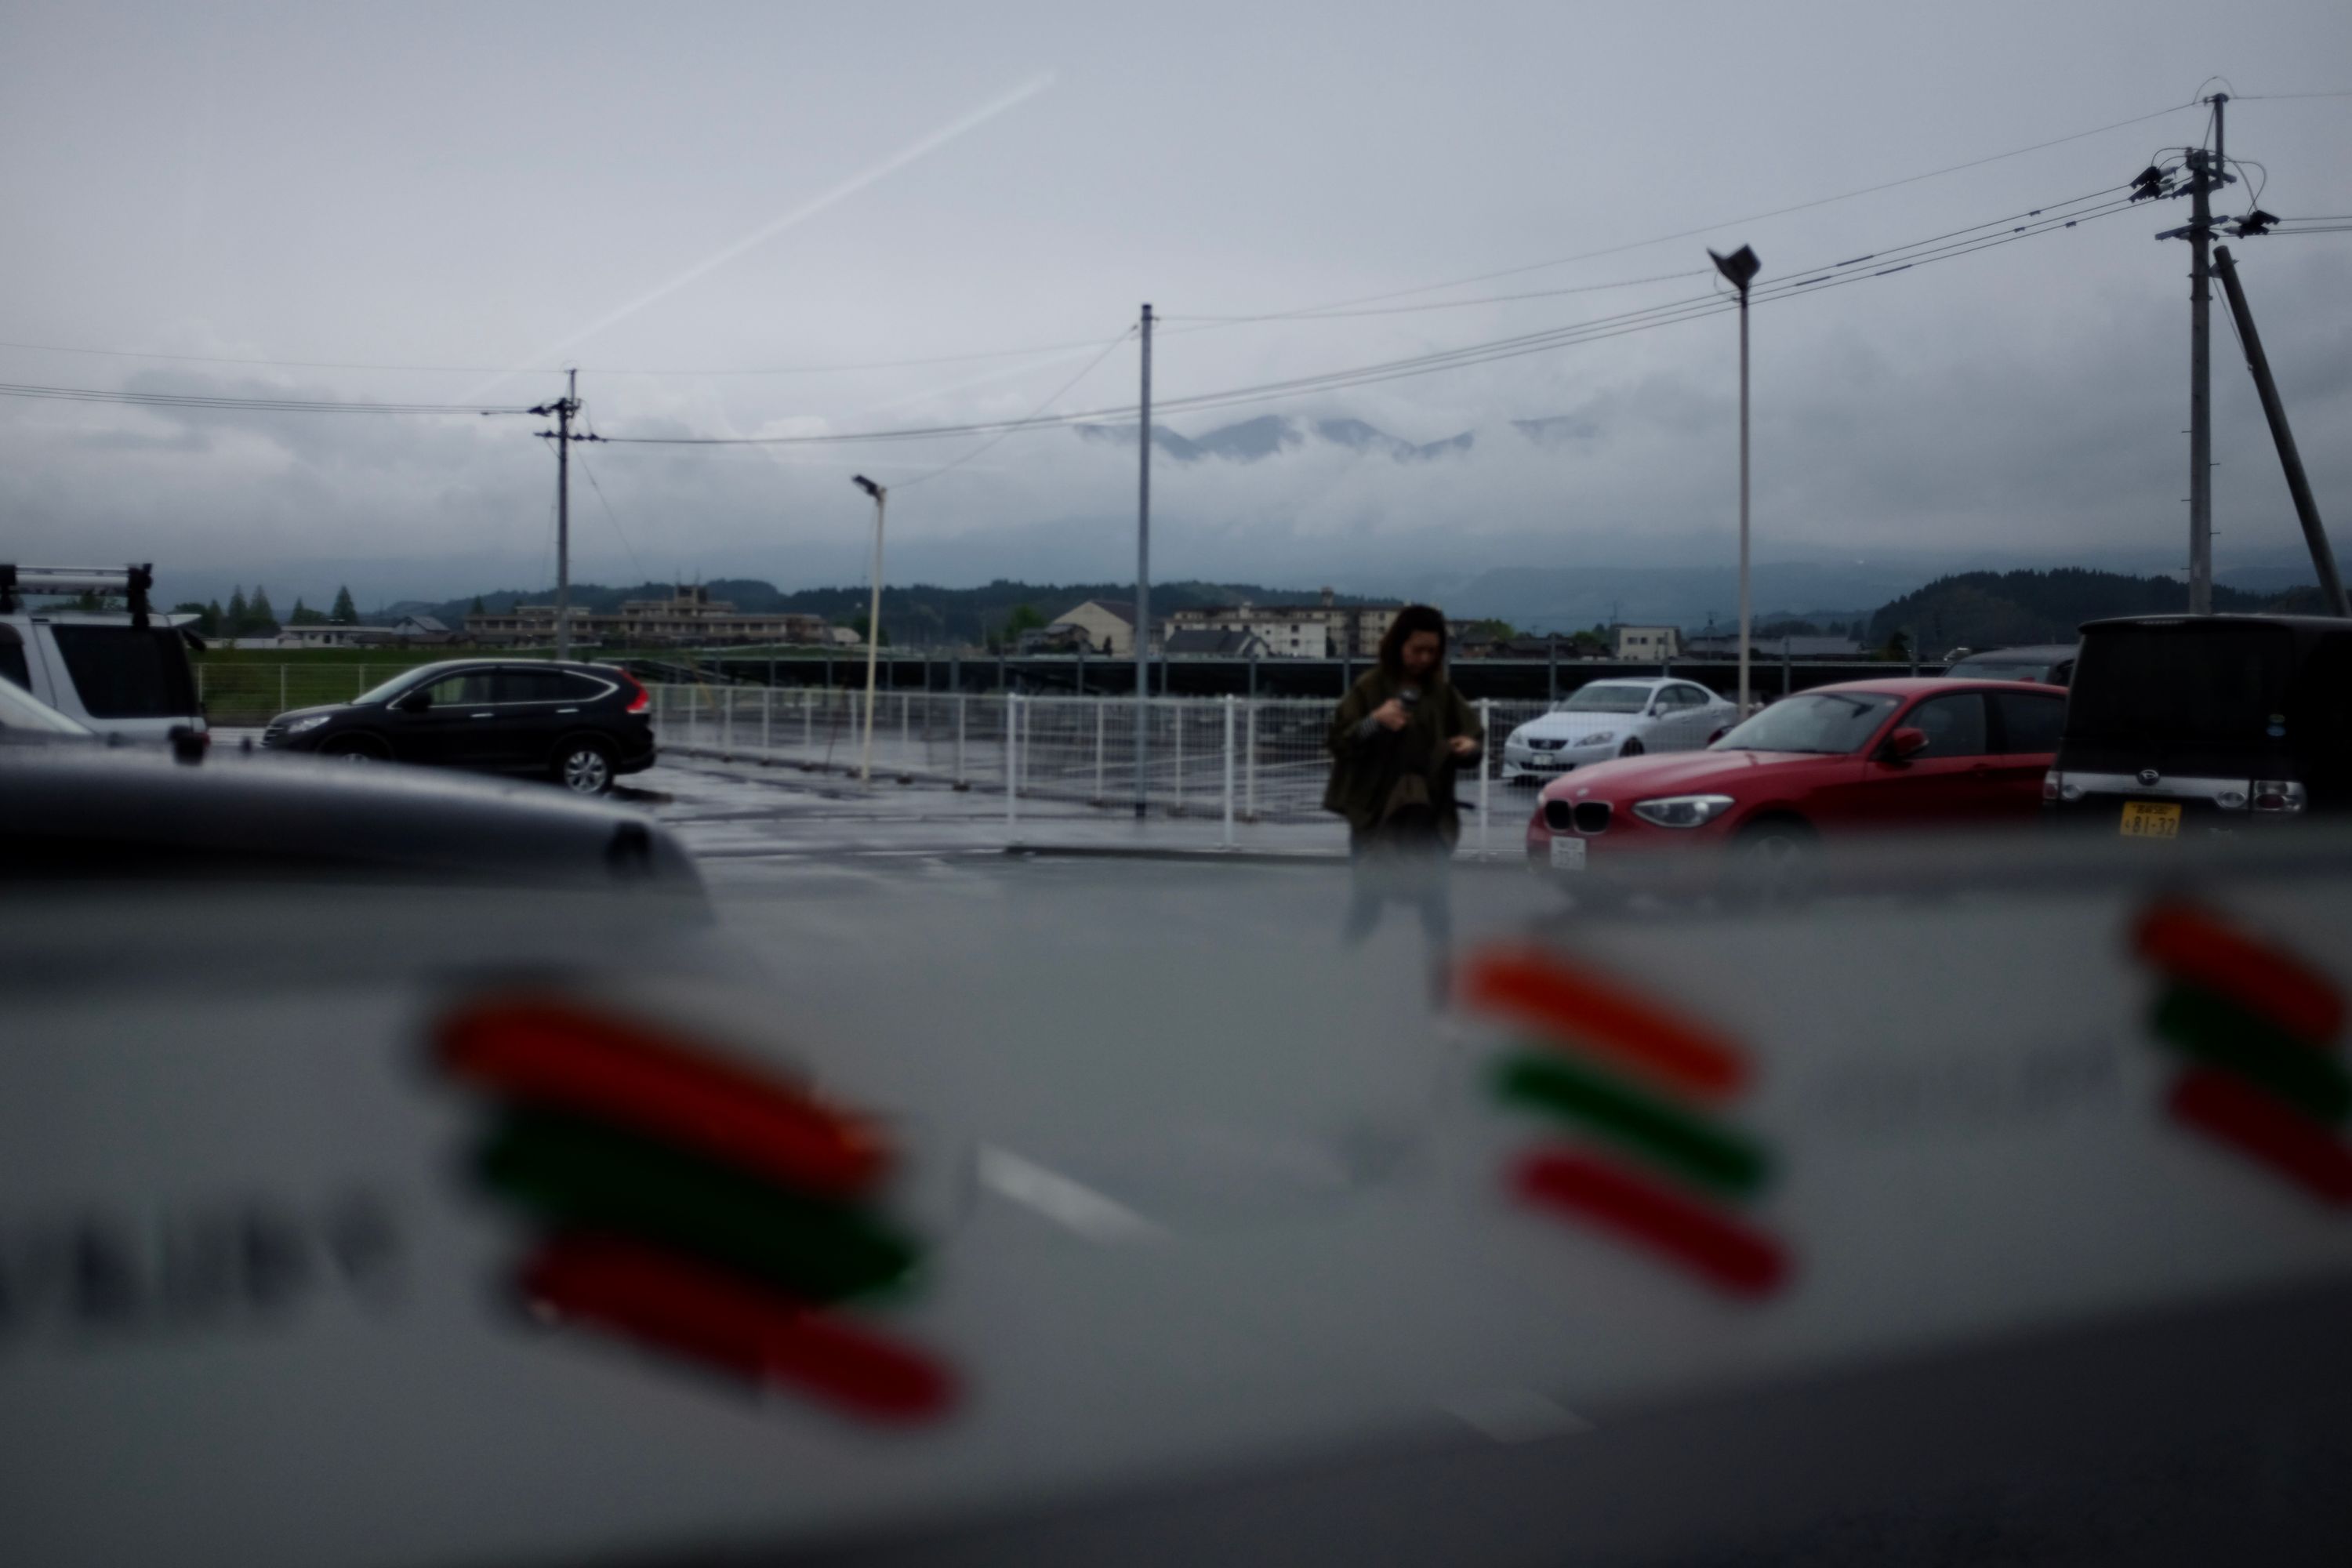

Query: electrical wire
1149,101,2196,324
0,100,2204,382
593,194,2138,448
894,325,1137,490
0,382,534,415
1160,267,1712,325
575,453,652,586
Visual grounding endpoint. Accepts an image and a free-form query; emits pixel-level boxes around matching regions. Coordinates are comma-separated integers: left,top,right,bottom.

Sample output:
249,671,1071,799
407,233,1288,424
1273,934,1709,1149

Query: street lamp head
852,475,884,500
1708,245,1761,293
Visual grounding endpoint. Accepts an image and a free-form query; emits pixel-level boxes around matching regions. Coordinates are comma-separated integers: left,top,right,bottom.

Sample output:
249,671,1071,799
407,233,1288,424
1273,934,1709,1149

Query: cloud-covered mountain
1075,412,1475,464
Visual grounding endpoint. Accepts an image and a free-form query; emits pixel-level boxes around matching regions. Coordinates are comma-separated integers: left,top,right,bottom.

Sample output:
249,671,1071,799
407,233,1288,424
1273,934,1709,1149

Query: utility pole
529,370,586,659
2214,246,2350,615
1134,303,1153,820
2173,96,2211,611
2188,96,2225,613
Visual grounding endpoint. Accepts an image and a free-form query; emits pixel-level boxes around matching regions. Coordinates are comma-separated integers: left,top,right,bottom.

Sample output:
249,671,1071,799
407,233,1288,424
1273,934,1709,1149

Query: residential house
1047,600,1155,657
1162,627,1269,658
1165,588,1403,659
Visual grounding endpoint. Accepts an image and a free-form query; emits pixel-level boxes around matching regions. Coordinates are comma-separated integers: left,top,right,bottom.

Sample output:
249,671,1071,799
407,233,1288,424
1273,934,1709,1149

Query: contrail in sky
466,72,1057,401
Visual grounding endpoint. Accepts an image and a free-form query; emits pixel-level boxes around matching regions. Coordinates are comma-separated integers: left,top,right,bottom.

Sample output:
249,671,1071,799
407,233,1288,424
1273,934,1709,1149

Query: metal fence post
356,664,368,699
279,666,287,713
1244,699,1258,822
900,691,910,757
1171,698,1185,816
1005,693,1020,832
802,688,813,750
197,664,207,702
1221,695,1236,849
1094,699,1105,804
1478,698,1494,861
723,687,734,757
762,685,772,753
956,693,967,789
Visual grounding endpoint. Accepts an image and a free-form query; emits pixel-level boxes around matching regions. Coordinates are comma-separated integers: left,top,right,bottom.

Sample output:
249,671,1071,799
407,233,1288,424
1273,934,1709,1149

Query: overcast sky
3,0,2349,608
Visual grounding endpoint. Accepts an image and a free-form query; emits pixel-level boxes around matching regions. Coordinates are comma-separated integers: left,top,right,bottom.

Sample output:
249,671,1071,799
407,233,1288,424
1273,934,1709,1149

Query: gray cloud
2,2,2348,615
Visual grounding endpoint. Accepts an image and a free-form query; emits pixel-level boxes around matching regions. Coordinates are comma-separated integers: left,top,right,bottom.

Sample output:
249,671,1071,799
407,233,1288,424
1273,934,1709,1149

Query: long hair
1377,604,1450,679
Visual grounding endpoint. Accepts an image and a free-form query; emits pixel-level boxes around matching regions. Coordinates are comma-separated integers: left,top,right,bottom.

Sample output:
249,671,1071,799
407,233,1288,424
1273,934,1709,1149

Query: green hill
1864,568,2301,653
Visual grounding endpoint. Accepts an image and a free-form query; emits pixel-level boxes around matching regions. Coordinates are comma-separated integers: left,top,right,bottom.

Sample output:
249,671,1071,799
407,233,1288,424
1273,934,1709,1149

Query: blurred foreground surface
6,828,2352,1566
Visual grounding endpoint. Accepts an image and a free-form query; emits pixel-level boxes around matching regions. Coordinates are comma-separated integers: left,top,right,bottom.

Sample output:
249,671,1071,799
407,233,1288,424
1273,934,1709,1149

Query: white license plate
1549,835,1586,871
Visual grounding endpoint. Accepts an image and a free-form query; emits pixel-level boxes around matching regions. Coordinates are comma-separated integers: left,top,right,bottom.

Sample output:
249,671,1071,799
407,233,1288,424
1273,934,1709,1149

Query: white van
0,564,208,742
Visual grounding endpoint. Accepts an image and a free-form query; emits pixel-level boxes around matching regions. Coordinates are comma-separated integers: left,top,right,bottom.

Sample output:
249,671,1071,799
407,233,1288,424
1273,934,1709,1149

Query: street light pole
1709,245,1760,715
853,475,887,786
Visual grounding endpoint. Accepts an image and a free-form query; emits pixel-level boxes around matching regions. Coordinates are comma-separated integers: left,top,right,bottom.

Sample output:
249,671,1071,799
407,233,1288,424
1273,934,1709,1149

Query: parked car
1943,643,2077,687
261,658,656,794
2045,614,2352,837
1527,677,2067,895
0,563,209,742
1499,677,1737,785
1,674,699,894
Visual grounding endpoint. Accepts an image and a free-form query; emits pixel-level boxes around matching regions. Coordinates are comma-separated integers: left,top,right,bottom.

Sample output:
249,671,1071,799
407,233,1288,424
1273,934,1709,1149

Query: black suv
2045,614,2352,837
261,659,656,794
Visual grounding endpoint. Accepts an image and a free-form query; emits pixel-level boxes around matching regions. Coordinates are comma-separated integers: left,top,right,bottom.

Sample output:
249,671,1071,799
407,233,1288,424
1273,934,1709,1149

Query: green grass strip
2151,985,2352,1127
477,1108,920,1304
1491,1051,1772,1199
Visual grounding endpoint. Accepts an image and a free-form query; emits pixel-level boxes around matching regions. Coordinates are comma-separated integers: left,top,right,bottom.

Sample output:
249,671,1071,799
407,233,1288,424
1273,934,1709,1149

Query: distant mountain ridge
1864,568,2315,651
1073,412,1482,463
379,578,1396,648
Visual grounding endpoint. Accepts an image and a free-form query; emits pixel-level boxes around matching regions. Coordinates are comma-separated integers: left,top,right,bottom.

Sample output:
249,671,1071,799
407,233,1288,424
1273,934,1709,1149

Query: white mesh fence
649,685,1561,831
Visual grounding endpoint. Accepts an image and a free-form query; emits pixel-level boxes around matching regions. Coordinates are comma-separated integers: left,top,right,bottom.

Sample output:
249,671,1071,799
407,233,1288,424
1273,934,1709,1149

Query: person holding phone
1324,604,1483,996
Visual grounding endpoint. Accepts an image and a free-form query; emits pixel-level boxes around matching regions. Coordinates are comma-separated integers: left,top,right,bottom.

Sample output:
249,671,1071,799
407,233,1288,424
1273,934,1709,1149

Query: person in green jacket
1325,605,1483,984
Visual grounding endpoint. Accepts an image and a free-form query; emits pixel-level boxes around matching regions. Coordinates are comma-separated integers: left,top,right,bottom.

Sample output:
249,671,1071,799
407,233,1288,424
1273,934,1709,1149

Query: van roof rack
0,564,155,626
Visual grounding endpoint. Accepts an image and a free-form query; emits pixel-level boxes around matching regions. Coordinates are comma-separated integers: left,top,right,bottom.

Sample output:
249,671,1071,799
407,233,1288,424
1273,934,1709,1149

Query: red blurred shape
622,673,651,713
521,1232,956,1422
437,995,888,1197
1466,947,1749,1105
1514,1149,1789,1298
2134,902,2344,1046
2169,1068,2352,1207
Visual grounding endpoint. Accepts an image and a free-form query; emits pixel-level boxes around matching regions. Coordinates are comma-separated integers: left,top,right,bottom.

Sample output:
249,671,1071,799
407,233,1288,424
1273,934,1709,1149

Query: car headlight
1630,793,1735,828
285,714,334,734
1578,731,1614,746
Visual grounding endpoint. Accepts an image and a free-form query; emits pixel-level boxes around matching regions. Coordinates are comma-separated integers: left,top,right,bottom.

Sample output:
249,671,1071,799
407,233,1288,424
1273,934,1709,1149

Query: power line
895,325,1137,490
1160,267,1712,325
1162,100,2197,323
2230,89,2352,101
593,191,2137,449
0,99,2205,383
0,382,535,415
575,453,652,585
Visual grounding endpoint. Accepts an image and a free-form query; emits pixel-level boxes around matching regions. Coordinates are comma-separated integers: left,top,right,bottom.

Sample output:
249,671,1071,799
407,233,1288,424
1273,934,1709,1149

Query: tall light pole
1709,245,1760,715
853,475,887,786
1134,302,1153,819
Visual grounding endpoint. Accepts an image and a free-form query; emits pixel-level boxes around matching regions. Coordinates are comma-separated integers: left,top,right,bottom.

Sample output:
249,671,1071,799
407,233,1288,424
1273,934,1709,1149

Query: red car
1526,678,2067,896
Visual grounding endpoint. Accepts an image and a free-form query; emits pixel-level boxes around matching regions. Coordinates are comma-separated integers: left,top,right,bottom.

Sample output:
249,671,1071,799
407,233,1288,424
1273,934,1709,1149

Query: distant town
164,564,2324,666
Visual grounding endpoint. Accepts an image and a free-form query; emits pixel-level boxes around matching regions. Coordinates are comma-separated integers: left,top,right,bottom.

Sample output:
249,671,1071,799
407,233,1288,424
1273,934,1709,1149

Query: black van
2045,614,2352,837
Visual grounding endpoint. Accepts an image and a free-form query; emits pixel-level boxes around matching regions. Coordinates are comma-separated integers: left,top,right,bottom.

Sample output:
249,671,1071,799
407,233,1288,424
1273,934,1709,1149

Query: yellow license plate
2119,800,2182,839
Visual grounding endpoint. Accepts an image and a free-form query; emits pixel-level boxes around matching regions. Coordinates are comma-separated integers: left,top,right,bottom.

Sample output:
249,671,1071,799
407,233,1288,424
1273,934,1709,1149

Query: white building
1613,625,1681,661
1166,589,1403,659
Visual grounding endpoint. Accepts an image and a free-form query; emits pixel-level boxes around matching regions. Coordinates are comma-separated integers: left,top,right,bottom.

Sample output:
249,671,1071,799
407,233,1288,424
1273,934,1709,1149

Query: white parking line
977,1144,1170,1245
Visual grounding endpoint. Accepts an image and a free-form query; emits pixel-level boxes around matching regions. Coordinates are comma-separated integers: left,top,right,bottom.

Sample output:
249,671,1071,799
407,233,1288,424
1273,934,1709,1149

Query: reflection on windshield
353,669,432,706
1559,684,1650,715
1715,691,1900,754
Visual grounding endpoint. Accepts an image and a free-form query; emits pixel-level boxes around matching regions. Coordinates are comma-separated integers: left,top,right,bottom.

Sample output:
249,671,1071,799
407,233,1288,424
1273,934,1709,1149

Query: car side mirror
1882,726,1929,762
395,690,432,713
